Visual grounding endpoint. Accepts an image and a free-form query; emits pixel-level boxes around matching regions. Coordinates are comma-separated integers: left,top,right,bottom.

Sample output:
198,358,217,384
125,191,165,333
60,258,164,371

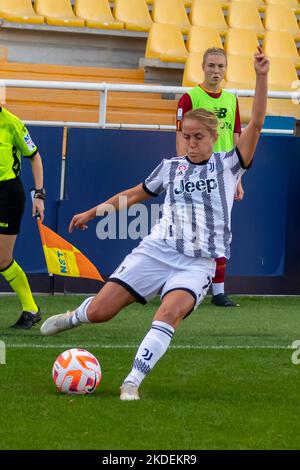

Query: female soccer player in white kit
41,47,269,401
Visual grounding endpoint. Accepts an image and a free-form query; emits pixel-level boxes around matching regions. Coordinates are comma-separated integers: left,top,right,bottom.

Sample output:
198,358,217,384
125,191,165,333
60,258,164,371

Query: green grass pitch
0,295,300,450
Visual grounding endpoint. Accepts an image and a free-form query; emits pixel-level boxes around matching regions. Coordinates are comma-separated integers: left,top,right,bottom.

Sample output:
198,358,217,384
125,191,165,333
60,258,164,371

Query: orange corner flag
37,219,104,282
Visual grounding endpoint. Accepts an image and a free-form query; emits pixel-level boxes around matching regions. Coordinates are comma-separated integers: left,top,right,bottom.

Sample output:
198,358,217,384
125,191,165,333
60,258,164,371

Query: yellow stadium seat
113,0,152,32
264,0,299,8
186,26,223,54
268,57,299,90
264,30,300,68
267,98,300,118
34,0,84,27
235,97,254,123
228,0,266,12
189,0,228,35
182,52,205,87
147,0,193,6
145,23,188,63
216,0,231,9
151,0,190,34
182,51,228,87
225,55,256,89
268,67,300,116
0,0,44,24
224,55,256,123
227,2,265,37
266,57,300,118
74,0,123,30
276,0,300,14
225,28,259,57
264,4,300,40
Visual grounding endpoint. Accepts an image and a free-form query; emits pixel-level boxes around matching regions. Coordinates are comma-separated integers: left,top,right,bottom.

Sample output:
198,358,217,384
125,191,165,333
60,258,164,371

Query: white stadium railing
0,79,299,134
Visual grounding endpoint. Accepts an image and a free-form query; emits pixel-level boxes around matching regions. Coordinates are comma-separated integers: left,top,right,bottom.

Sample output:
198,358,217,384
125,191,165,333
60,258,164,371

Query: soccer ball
52,348,101,395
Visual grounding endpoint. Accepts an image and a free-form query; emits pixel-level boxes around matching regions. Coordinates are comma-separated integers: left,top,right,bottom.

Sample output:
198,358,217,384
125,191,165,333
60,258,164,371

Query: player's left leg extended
40,281,137,336
120,290,195,401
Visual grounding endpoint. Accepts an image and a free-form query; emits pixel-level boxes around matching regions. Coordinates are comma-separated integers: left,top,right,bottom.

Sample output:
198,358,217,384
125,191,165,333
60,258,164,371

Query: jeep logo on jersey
214,107,227,119
174,178,218,195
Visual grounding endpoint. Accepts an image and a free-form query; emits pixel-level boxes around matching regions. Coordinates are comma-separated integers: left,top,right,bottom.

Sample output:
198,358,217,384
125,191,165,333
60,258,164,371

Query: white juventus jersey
143,148,249,259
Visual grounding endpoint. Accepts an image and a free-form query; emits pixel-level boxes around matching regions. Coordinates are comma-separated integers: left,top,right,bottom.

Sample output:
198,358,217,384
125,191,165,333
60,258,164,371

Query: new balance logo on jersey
214,107,227,119
174,178,218,195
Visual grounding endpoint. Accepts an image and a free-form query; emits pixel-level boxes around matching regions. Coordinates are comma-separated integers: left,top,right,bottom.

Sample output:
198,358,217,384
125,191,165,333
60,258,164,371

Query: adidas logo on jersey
174,178,218,195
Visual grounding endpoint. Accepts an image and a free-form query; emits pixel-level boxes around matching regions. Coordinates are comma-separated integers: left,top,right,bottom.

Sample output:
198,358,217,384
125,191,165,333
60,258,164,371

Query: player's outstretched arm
69,183,151,233
237,47,269,168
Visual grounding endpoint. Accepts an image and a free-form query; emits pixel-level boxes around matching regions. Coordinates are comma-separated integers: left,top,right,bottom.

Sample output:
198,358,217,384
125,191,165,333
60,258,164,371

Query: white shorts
109,236,216,310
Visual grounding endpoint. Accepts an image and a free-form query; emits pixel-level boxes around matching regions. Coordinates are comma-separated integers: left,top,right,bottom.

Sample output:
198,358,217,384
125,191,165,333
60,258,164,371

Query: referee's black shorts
0,177,26,235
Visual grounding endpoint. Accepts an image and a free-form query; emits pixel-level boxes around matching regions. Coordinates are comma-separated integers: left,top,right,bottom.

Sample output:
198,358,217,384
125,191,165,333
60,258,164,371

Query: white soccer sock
123,320,175,387
212,282,224,296
71,297,94,325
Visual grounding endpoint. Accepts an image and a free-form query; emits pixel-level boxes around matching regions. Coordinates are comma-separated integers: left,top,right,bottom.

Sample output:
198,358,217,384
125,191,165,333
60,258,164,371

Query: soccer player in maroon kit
176,48,243,307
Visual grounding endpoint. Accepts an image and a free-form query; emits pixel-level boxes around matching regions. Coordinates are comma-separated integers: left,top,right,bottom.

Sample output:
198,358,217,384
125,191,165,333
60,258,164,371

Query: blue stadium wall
1,126,300,294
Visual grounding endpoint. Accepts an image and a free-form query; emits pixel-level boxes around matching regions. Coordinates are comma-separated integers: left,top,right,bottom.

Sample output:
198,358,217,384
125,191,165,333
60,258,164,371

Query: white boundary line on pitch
4,344,294,350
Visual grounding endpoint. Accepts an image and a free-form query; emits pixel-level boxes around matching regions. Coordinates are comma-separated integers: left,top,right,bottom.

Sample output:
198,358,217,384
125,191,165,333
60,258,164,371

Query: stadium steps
5,86,177,125
5,103,177,125
1,61,178,125
0,46,7,62
5,88,160,105
0,62,146,83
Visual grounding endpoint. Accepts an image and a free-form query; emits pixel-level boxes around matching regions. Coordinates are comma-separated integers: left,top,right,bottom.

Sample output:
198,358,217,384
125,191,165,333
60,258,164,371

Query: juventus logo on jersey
208,162,215,173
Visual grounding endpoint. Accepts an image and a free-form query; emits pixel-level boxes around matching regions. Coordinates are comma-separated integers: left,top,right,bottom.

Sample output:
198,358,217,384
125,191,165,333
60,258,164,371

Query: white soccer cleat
120,382,140,401
40,311,77,336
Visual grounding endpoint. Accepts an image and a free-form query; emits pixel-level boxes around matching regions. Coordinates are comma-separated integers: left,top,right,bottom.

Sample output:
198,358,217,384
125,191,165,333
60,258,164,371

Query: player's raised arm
68,183,151,233
237,47,269,168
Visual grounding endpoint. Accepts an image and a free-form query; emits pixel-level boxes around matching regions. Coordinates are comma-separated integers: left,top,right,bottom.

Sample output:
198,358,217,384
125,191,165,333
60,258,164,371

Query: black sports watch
34,188,46,200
